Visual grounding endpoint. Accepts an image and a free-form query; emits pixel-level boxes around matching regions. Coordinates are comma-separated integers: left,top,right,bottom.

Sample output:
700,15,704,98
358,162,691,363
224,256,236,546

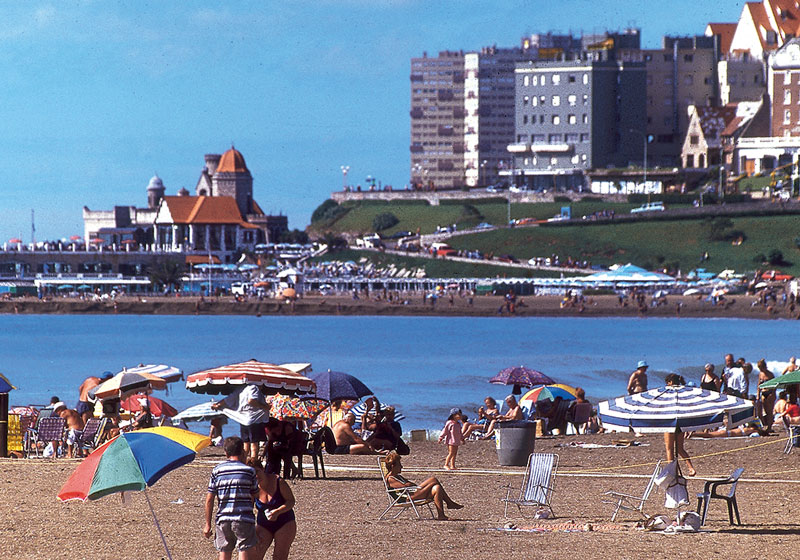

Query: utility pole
31,209,35,245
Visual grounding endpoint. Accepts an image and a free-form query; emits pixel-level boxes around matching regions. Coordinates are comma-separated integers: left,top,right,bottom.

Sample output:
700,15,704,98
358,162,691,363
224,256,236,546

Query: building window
568,94,577,106
690,135,699,145
663,54,671,62
580,133,589,142
539,115,544,123
686,154,694,167
785,109,792,124
582,94,588,105
552,74,560,85
532,96,538,106
582,73,588,84
569,75,576,83
684,75,693,85
552,115,560,125
524,157,530,165
785,90,792,104
571,154,580,164
665,77,673,85
582,114,588,123
566,133,578,142
540,95,546,105
645,54,652,61
532,75,539,86
548,133,562,143
523,95,530,105
785,72,792,85
568,114,577,124
551,157,558,165
523,115,528,124
532,134,545,143
523,75,530,86
552,95,560,106
684,54,693,62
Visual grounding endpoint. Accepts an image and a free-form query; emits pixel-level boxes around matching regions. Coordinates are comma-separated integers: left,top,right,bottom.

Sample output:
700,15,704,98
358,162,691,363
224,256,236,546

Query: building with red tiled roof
705,23,737,55
729,0,800,57
682,105,738,169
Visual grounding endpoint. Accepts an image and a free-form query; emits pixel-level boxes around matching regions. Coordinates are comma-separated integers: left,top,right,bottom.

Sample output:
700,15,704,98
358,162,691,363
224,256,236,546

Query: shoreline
0,294,794,320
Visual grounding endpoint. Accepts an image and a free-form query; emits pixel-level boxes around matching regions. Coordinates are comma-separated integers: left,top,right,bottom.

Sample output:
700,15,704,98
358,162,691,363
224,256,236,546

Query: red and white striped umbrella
185,359,316,396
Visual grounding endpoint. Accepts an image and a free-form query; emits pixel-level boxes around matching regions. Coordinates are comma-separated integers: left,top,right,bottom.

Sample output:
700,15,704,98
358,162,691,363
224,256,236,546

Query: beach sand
0,293,794,319
3,431,799,559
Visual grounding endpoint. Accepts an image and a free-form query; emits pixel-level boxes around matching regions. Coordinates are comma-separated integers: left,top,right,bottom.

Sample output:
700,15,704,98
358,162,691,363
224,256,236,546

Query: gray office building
510,53,646,190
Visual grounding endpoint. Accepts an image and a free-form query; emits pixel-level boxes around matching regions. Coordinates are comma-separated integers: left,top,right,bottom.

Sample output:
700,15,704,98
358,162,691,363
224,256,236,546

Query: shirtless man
331,413,377,455
627,361,649,395
77,374,105,422
55,403,86,458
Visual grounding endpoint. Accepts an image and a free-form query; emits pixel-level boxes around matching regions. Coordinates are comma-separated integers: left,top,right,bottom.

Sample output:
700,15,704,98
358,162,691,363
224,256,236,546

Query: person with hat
627,361,649,395
438,408,464,470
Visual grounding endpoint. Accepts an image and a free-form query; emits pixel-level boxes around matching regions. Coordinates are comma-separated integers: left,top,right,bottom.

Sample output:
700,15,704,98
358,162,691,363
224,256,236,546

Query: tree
372,212,399,232
317,232,347,252
279,229,309,244
148,258,185,292
456,204,483,225
768,249,785,266
703,216,734,241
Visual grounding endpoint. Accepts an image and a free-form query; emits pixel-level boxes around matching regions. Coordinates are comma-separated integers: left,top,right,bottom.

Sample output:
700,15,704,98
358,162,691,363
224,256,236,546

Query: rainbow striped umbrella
520,384,578,406
57,427,210,560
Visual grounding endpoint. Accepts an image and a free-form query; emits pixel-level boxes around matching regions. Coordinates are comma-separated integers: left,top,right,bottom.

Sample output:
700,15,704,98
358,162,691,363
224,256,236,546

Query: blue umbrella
0,372,16,393
598,386,754,434
309,369,372,402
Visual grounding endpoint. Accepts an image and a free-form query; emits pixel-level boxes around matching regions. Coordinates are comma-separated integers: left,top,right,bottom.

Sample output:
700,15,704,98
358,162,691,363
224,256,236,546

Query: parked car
630,201,666,213
496,254,519,264
509,185,528,193
761,269,793,282
475,222,493,230
486,184,506,193
384,230,413,240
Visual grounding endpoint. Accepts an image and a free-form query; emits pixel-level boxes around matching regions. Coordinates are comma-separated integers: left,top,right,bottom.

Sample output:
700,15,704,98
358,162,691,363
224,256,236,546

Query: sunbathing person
331,413,380,454
480,395,524,440
384,451,462,520
691,423,769,438
461,414,485,439
774,391,789,419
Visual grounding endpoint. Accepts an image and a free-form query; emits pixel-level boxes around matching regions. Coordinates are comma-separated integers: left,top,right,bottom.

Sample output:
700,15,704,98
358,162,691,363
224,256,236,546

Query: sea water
1,315,796,429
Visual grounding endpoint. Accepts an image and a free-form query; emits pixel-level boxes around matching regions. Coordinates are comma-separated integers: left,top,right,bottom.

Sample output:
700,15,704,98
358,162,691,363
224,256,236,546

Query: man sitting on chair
331,413,380,455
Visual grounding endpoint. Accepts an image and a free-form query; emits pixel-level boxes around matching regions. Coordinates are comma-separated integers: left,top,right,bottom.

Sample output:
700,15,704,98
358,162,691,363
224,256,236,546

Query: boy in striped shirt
204,436,259,559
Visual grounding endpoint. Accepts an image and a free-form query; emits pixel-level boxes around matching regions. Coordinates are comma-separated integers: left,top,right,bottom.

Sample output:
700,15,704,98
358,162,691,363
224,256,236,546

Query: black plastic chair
696,467,744,525
303,429,328,479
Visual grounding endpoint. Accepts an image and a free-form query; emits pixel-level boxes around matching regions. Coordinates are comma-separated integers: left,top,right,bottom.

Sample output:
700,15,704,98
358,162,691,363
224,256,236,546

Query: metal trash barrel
495,420,536,466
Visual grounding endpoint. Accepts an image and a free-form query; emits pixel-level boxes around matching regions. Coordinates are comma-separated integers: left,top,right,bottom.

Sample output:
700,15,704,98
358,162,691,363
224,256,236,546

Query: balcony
530,143,571,153
438,125,455,136
507,143,531,153
410,144,424,153
452,143,465,153
437,160,455,171
438,90,455,101
410,108,424,119
453,108,467,118
410,74,423,82
452,72,464,82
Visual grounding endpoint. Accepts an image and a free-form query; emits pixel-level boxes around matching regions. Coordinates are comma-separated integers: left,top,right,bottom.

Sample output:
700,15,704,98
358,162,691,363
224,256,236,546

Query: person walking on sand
627,361,649,395
204,436,259,560
439,408,464,470
212,384,272,462
663,374,696,477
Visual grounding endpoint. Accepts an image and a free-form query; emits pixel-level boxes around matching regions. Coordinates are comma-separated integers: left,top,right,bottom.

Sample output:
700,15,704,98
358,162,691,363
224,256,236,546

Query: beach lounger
695,467,744,526
31,416,67,458
76,417,107,454
569,402,593,435
377,457,434,520
501,452,559,518
602,460,662,521
783,416,799,454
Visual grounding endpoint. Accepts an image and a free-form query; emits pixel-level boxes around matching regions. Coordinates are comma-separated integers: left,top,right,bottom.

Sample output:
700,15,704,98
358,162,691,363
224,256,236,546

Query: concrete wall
331,189,629,205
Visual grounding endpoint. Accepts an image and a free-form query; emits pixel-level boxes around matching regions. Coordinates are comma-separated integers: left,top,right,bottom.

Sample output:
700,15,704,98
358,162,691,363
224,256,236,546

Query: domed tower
177,187,190,196
212,146,253,215
147,174,165,209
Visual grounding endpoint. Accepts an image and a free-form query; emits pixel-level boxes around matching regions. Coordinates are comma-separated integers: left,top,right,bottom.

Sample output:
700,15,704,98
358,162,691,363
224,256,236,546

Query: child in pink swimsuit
438,407,464,470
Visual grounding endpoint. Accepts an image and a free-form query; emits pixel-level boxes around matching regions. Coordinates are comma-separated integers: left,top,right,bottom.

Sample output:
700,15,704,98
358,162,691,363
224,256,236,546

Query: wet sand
3,431,799,559
0,294,793,319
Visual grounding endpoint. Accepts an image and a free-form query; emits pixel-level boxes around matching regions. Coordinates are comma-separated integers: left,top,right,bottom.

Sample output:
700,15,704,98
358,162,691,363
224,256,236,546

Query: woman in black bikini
248,458,297,560
699,363,722,392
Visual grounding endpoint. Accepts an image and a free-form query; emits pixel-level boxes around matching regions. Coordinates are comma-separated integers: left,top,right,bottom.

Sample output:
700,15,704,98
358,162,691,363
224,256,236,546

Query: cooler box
495,421,536,466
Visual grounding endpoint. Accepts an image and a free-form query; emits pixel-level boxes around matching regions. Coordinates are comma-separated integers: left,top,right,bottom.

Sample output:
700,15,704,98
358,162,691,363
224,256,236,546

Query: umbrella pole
144,488,173,560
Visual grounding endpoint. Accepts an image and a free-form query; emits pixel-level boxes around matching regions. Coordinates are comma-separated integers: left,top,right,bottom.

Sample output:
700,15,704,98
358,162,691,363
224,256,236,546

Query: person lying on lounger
384,451,462,520
690,422,769,438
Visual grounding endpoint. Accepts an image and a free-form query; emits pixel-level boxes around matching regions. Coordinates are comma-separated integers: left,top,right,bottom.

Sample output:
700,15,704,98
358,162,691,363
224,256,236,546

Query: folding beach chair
569,402,593,435
32,416,67,458
602,460,662,521
501,452,559,518
377,457,434,520
783,416,799,454
76,417,107,455
696,467,744,526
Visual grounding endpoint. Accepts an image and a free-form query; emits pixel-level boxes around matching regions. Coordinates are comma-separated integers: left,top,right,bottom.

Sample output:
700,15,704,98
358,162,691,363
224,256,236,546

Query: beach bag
643,515,670,531
678,511,701,531
654,460,689,508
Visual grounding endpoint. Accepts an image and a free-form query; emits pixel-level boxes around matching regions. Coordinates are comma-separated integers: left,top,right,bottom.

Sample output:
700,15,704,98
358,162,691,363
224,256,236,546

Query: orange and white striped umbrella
185,359,316,396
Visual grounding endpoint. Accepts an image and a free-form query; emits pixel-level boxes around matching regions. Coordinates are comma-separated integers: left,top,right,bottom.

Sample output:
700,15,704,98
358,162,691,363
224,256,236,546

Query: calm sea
1,315,796,430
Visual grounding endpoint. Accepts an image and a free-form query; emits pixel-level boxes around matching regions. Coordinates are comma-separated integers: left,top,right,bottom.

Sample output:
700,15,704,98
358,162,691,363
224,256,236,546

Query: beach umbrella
69,235,83,241
121,394,178,417
8,238,21,244
171,401,226,423
309,369,373,402
0,373,16,393
92,371,167,400
266,394,328,420
597,385,754,434
57,426,210,560
520,384,578,406
490,366,555,395
186,359,316,396
89,238,105,244
349,400,407,422
760,370,800,390
121,364,184,384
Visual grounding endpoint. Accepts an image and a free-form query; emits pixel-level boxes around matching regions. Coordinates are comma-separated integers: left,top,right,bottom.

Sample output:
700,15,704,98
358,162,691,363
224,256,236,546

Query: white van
356,234,382,249
231,282,247,296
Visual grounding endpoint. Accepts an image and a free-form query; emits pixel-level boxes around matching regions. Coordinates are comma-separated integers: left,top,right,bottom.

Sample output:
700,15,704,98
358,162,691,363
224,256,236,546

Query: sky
0,0,746,240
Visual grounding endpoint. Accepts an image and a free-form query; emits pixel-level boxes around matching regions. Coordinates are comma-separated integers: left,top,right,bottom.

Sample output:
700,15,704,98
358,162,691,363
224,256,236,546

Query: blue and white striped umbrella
121,364,183,383
349,401,406,422
172,401,225,423
598,385,754,434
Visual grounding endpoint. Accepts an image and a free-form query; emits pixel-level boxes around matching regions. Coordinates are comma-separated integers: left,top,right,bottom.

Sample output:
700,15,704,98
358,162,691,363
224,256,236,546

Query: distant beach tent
598,385,754,433
581,263,674,283
186,359,316,396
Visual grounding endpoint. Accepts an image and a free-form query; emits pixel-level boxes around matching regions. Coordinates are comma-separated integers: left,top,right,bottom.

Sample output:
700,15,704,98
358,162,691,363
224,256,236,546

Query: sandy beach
3,431,799,559
0,293,794,319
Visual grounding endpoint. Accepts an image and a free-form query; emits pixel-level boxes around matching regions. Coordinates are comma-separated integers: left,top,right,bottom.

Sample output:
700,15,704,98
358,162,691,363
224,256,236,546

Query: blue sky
0,0,744,240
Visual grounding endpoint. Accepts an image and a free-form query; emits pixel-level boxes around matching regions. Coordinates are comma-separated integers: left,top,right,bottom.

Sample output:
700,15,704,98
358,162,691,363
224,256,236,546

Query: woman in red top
782,394,800,422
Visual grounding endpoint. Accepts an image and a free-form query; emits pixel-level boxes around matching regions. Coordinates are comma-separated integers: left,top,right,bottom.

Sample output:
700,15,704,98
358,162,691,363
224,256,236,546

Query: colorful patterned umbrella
266,394,328,420
121,364,184,383
171,401,226,423
186,359,316,396
490,366,555,394
520,384,578,406
57,427,211,560
121,394,179,417
598,386,754,434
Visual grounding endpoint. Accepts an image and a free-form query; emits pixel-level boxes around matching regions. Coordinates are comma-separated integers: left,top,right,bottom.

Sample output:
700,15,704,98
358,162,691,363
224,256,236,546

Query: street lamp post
340,165,350,190
480,159,487,187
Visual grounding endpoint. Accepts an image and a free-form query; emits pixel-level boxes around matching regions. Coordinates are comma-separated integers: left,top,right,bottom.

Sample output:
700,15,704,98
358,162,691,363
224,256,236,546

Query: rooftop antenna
31,209,35,244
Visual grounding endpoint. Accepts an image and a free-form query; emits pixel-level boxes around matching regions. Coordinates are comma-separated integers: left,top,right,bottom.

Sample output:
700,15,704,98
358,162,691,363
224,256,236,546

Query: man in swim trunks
77,375,106,422
55,403,86,458
331,413,378,454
